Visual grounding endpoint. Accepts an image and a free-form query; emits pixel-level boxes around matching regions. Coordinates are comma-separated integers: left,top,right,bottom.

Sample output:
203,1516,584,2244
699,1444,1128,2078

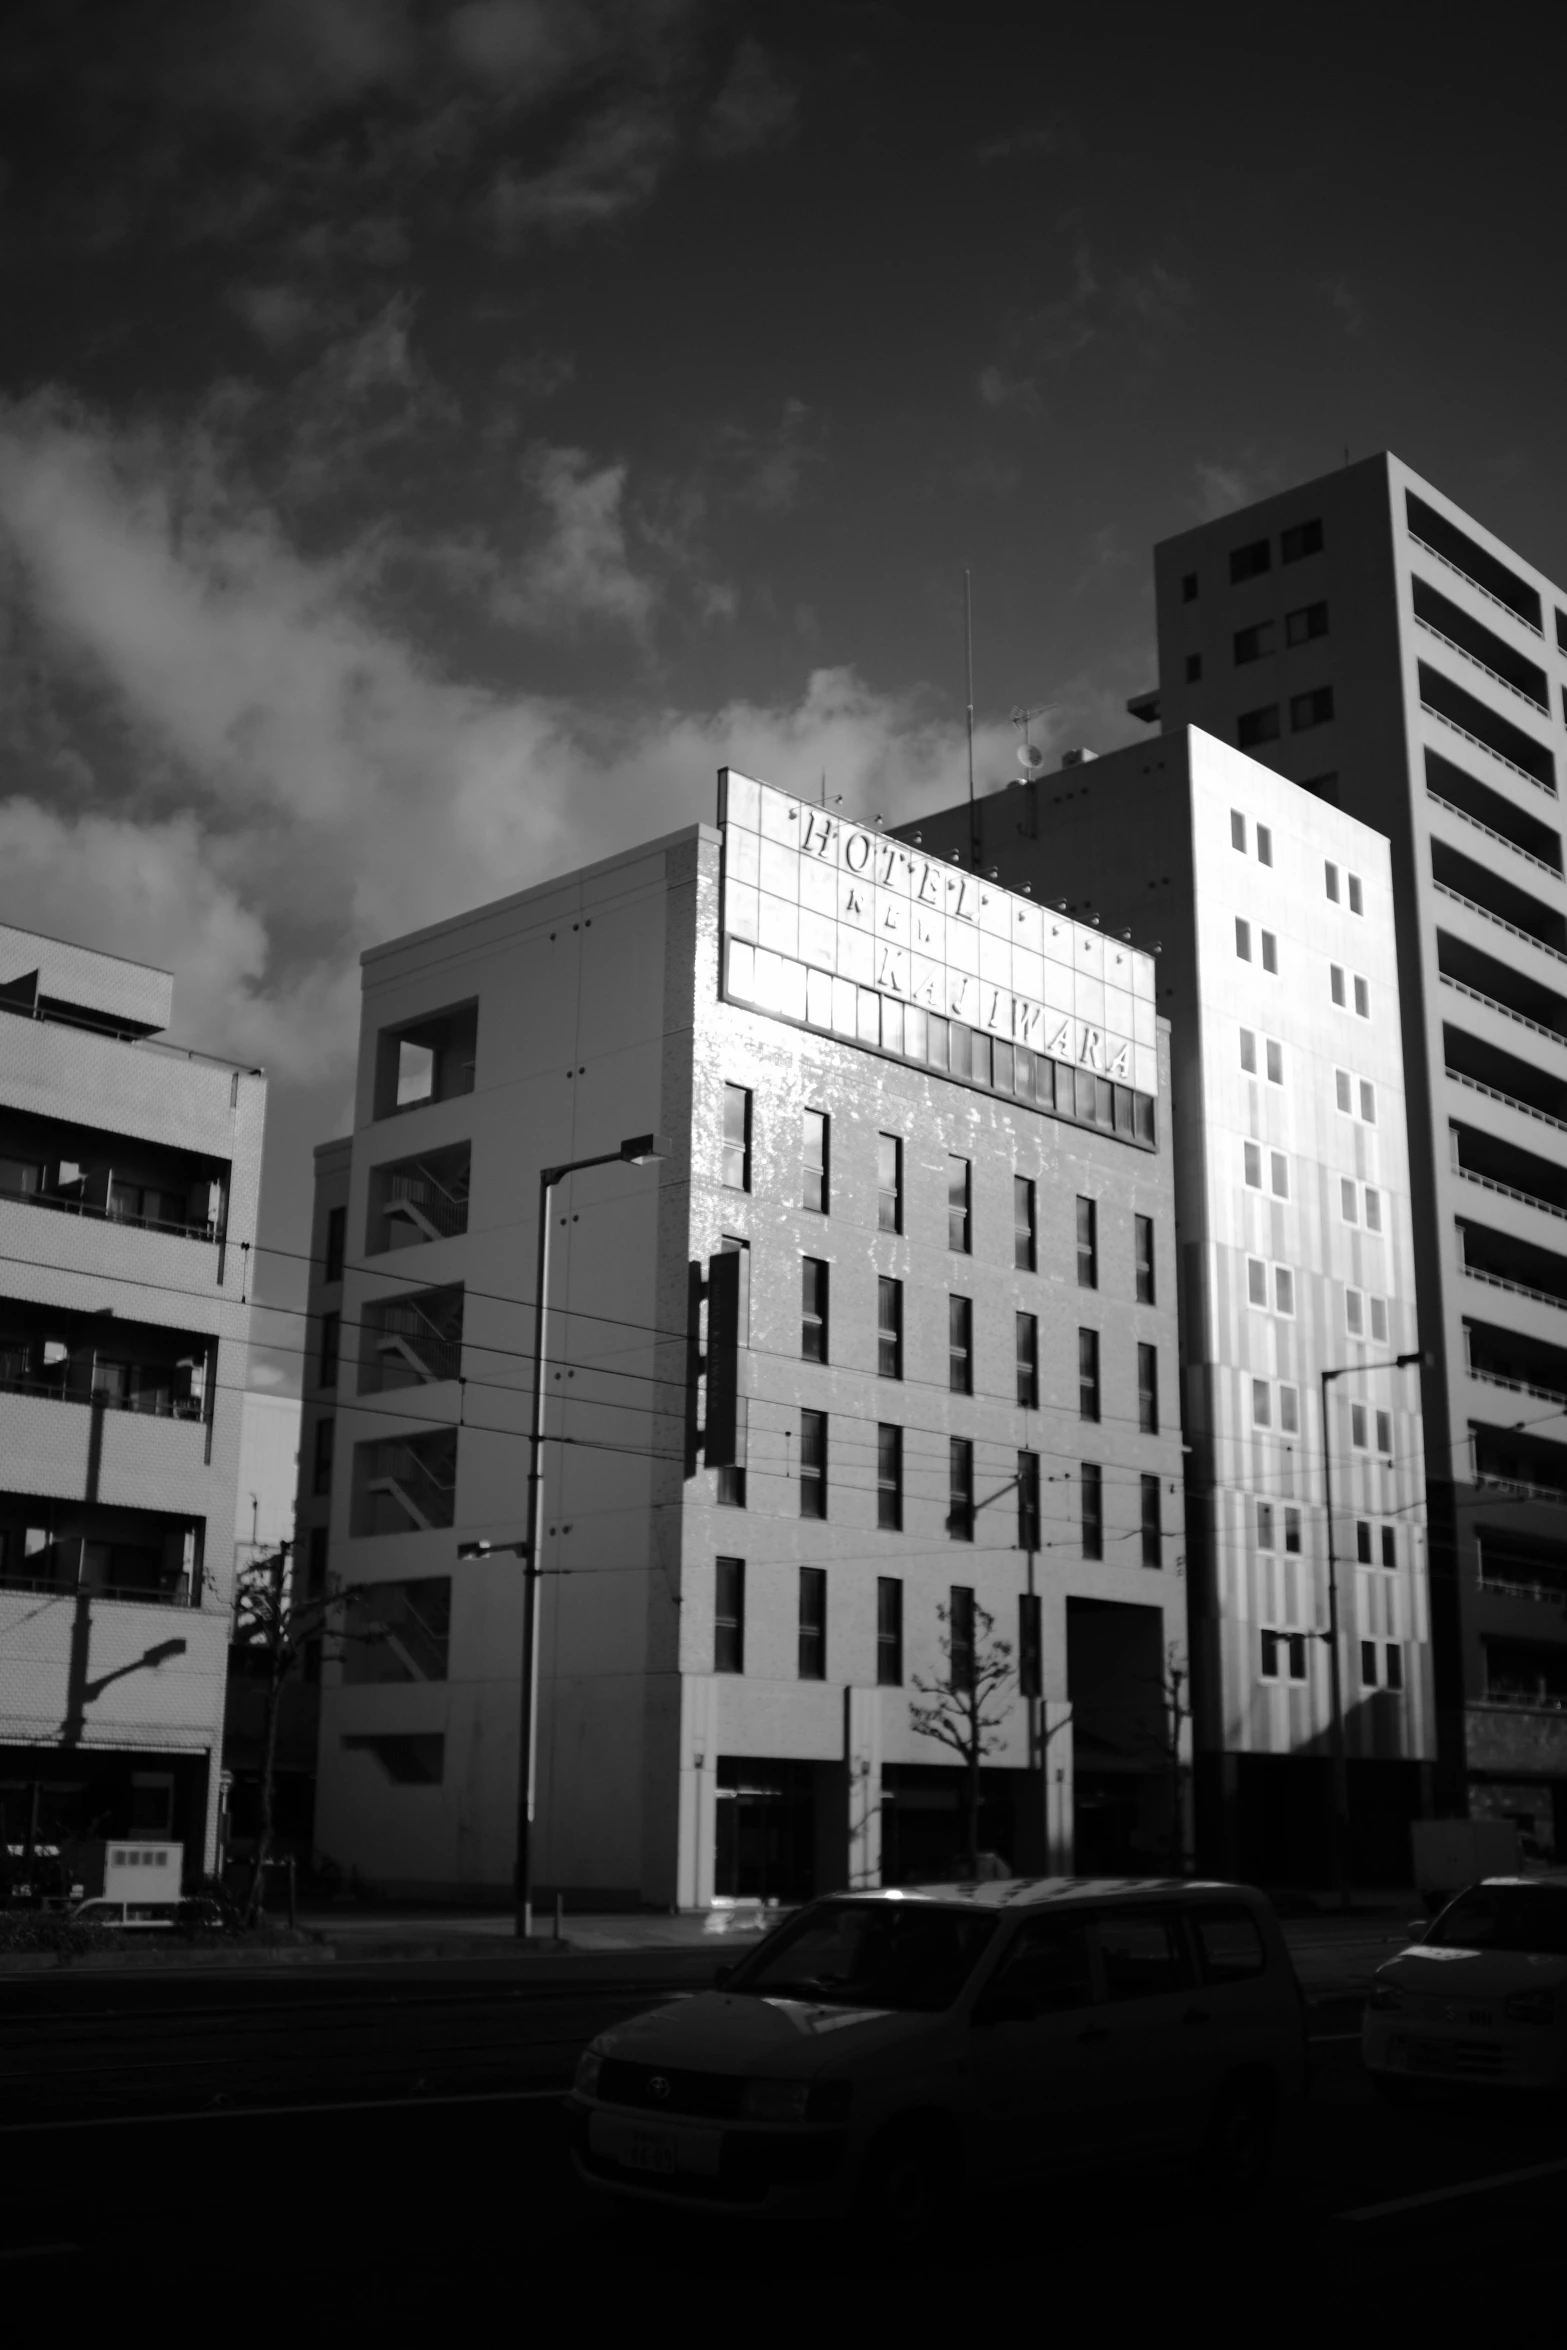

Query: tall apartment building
0,923,265,1877
302,772,1185,1908
1138,456,1567,1861
902,730,1433,1883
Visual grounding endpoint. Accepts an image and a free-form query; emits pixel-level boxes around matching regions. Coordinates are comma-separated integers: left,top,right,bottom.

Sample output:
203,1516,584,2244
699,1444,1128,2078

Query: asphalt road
1,1969,1562,2307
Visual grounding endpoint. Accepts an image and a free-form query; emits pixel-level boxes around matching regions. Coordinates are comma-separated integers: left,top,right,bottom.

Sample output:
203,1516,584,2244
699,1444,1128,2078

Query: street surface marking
0,2243,78,2262
1310,2032,1361,2043
1339,2155,1567,2223
0,2085,567,2136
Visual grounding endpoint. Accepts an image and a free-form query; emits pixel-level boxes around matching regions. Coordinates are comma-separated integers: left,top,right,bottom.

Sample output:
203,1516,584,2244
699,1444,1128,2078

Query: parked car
69,1896,235,1933
567,1877,1309,2228
1363,1873,1567,2096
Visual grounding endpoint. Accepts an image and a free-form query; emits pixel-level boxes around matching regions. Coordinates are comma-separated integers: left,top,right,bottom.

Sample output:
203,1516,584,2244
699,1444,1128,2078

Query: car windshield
1426,1884,1567,1956
725,1900,998,2012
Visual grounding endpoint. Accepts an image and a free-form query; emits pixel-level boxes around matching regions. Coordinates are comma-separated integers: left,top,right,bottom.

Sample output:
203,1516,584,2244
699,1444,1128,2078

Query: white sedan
1363,1875,1567,2094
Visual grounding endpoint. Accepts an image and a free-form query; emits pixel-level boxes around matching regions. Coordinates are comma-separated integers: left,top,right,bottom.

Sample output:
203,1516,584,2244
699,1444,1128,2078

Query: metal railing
1409,534,1544,636
0,1182,218,1244
1426,789,1564,882
0,1569,195,1606
1454,1165,1567,1223
364,1441,457,1531
1421,702,1557,796
0,1365,204,1420
1462,1262,1567,1315
1481,1689,1567,1712
384,1165,469,1241
1479,1575,1567,1607
1439,971,1567,1047
1431,879,1567,966
1468,1364,1567,1409
1415,615,1549,713
370,1298,463,1385
1445,1065,1567,1136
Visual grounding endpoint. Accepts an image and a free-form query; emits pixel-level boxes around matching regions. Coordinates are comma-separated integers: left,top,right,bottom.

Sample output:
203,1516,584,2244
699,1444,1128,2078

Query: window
1244,1142,1262,1188
1231,809,1247,851
1325,861,1340,903
1360,1640,1378,1688
1275,1267,1295,1315
1238,706,1280,748
1247,1257,1267,1307
1291,687,1335,731
1076,1196,1098,1289
1257,824,1273,867
1266,1038,1283,1084
313,1416,334,1497
1261,1630,1308,1682
949,1295,973,1396
949,1587,976,1692
1141,1474,1161,1569
1135,1216,1155,1304
1014,1177,1037,1272
1258,1500,1276,1550
717,1401,748,1507
1370,1296,1388,1345
877,1424,903,1531
800,1257,829,1362
1376,1409,1392,1454
1351,1402,1368,1448
1386,1643,1404,1691
1285,1507,1301,1554
1192,1907,1268,1984
1136,1344,1159,1435
877,1578,903,1686
1234,624,1273,665
1016,1312,1039,1409
1231,537,1271,583
715,1558,745,1674
1280,1384,1299,1433
1348,873,1363,916
1285,601,1328,646
1354,975,1369,1019
948,1156,971,1253
324,1204,347,1284
318,1311,340,1391
1018,1592,1042,1697
1347,1288,1364,1335
306,1525,329,1595
1235,918,1252,961
1357,1521,1373,1565
1365,1188,1382,1234
1381,1526,1397,1569
1252,1380,1271,1429
1271,1152,1289,1199
1282,518,1323,562
1079,1329,1101,1423
1261,931,1277,974
1185,653,1202,683
948,1439,975,1541
798,1567,826,1679
1342,1179,1358,1225
1018,1450,1041,1551
878,1277,903,1379
722,1084,752,1189
877,1133,902,1233
802,1109,829,1213
1181,571,1198,601
1336,1068,1352,1113
1081,1463,1103,1560
1331,964,1346,1006
1240,1027,1257,1074
799,1410,827,1518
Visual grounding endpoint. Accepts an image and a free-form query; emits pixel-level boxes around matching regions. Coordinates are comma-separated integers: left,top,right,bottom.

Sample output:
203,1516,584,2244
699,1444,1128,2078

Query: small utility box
1411,1819,1520,1913
71,1841,184,1904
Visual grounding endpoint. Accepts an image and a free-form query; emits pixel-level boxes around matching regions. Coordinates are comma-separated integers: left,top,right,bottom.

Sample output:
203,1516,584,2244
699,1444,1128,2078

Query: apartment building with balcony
0,924,265,1876
302,772,1185,1907
1134,454,1567,1861
902,730,1433,1885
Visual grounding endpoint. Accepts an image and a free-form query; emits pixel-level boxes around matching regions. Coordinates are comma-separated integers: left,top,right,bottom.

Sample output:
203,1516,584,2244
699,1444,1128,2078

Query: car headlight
573,2048,604,2097
1368,1978,1406,2012
1505,1988,1556,2027
741,2078,851,2124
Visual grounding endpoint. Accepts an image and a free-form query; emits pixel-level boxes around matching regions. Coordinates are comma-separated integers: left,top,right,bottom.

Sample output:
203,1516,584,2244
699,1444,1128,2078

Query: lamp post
459,1132,667,1943
1319,1349,1425,1912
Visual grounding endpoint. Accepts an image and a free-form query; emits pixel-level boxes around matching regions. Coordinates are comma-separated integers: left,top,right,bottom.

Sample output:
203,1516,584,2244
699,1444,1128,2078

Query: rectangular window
1336,1068,1352,1113
1141,1474,1161,1569
1018,1449,1041,1551
798,1567,826,1680
1282,518,1323,562
1354,974,1369,1019
1261,931,1277,974
1285,1507,1302,1554
1347,1288,1364,1335
1280,1384,1299,1434
1271,1152,1289,1199
1342,1179,1358,1225
1381,1526,1397,1569
1261,1630,1279,1681
1361,1082,1376,1126
948,1438,975,1541
1137,1343,1159,1435
1081,1463,1103,1561
1018,1592,1042,1698
1252,1379,1271,1429
1231,537,1271,582
802,1109,829,1213
1274,1266,1295,1316
1258,1500,1276,1550
877,1276,903,1380
801,1257,828,1363
949,1587,976,1692
1240,1027,1257,1074
1331,964,1346,1007
1247,1257,1267,1306
716,1394,747,1507
306,1524,329,1595
1351,1402,1368,1448
877,1133,902,1233
722,1084,752,1189
714,1557,745,1674
1257,824,1273,867
1357,1521,1373,1565
1386,1643,1404,1691
876,1578,903,1686
318,1311,340,1391
1348,873,1363,915
1235,622,1273,664
1186,653,1202,683
1016,1312,1039,1409
1238,706,1281,748
1291,687,1335,731
1235,917,1252,961
1244,1141,1262,1188
1376,1409,1392,1455
324,1204,347,1284
948,1156,971,1253
799,1409,827,1518
1266,1038,1283,1084
1286,600,1328,646
313,1416,334,1497
1370,1296,1388,1344
1325,861,1340,903
1079,1329,1101,1423
877,1424,903,1531
1014,1176,1037,1272
1076,1196,1098,1289
949,1295,973,1396
1231,809,1247,850
1360,1640,1378,1688
1365,1188,1382,1233
1134,1215,1155,1304
1182,570,1198,601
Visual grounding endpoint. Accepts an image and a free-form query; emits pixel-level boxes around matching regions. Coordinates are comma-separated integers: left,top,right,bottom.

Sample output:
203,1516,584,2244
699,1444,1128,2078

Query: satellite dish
1017,741,1046,773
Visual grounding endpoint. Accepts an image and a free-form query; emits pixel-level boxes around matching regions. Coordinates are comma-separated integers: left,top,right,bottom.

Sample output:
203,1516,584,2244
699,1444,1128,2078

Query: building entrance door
714,1759,814,1903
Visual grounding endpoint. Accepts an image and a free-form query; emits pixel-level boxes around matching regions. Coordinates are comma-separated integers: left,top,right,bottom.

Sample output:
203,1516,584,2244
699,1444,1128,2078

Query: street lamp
459,1131,669,1941
1319,1348,1426,1912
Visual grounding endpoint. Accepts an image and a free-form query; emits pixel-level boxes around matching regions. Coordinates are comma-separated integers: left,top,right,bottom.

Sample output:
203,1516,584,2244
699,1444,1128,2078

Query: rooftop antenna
818,772,842,809
1011,702,1054,780
965,568,979,864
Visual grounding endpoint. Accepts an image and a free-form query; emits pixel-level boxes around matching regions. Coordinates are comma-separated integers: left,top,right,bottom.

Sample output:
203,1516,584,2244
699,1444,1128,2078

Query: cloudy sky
2,2,1563,1390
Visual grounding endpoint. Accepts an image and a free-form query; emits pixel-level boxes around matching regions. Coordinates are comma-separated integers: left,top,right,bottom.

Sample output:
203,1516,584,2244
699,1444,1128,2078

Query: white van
567,1877,1309,2227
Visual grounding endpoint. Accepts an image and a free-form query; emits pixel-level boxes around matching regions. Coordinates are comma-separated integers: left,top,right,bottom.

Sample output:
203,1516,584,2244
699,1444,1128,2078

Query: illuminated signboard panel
718,769,1160,1143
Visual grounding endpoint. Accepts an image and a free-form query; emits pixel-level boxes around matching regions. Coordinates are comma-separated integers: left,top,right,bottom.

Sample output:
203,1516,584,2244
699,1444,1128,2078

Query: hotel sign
717,768,1159,1101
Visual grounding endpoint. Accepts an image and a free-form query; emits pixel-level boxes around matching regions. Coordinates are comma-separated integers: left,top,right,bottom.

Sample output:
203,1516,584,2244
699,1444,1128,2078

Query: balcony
0,1491,203,1608
1445,1022,1567,1136
366,1142,470,1255
1419,663,1555,794
1465,1317,1567,1412
1425,750,1562,876
359,1285,464,1392
1412,576,1549,710
0,1304,210,1425
351,1430,458,1537
1477,1524,1567,1610
1431,838,1567,959
372,1001,478,1122
1407,493,1543,632
1470,1419,1567,1507
0,1105,225,1245
1452,1120,1567,1218
1460,1218,1567,1315
1437,929,1567,1046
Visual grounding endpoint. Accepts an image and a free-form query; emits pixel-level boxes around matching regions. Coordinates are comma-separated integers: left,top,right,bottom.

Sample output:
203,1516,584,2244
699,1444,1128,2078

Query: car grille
595,2060,747,2119
1406,2036,1506,2078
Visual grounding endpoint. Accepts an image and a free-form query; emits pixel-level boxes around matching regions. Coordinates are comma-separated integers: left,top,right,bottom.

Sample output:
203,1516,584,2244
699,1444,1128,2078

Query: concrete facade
1143,458,1567,1860
304,776,1186,1907
902,729,1434,1884
0,922,265,1878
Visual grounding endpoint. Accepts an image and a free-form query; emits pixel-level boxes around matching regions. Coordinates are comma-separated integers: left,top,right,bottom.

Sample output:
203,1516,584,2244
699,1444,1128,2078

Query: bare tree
910,1600,1016,1878
1130,1642,1194,1874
